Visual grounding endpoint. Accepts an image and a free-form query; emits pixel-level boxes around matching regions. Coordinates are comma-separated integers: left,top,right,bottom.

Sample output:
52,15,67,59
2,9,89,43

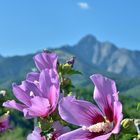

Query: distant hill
61,34,140,77
0,34,140,97
0,54,35,88
123,84,140,100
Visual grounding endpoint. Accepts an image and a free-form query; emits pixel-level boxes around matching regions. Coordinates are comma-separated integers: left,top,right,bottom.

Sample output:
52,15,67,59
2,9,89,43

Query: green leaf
67,70,82,75
137,102,140,110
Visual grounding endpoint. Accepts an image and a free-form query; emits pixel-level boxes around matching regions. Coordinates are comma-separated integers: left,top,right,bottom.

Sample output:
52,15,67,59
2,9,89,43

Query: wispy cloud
77,2,90,10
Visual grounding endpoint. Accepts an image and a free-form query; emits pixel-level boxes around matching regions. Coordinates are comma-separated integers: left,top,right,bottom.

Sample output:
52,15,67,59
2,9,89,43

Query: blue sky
0,0,140,56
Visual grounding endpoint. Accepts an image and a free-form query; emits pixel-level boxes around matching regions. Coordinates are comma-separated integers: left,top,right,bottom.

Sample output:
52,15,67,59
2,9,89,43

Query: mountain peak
82,34,96,40
77,34,97,46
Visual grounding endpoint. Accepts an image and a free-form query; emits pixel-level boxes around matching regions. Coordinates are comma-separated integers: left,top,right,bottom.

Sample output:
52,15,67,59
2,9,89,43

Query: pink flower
27,121,70,140
58,74,123,140
34,52,58,71
3,52,60,118
3,69,59,118
0,112,10,132
27,127,46,140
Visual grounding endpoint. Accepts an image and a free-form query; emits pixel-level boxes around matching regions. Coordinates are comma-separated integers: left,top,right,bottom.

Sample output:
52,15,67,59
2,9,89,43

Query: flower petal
26,72,39,83
57,128,95,140
52,121,70,139
23,96,50,118
23,81,42,97
90,74,117,121
12,83,31,106
39,69,59,98
0,112,10,132
58,96,104,127
3,100,26,111
27,127,46,140
112,101,123,134
93,132,112,140
34,52,57,71
48,85,59,114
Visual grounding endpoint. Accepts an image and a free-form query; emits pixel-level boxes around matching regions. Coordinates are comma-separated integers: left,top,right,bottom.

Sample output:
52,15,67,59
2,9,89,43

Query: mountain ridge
0,34,140,90
60,34,140,76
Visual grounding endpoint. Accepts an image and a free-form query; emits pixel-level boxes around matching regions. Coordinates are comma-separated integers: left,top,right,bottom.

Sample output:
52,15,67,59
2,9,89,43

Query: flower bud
121,118,134,129
66,57,75,67
134,119,140,134
63,63,72,72
43,49,51,53
0,90,6,96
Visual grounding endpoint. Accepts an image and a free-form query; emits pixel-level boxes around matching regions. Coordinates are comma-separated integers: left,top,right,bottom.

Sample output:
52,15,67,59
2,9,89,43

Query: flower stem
110,134,117,140
34,117,38,127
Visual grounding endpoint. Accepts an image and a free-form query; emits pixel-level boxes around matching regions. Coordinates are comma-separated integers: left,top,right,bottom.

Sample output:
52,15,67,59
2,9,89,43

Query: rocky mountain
62,34,140,76
0,34,140,89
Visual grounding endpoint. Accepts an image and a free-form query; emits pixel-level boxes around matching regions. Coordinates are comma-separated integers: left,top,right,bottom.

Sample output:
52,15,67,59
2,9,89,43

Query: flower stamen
30,91,35,97
34,80,39,85
82,120,113,133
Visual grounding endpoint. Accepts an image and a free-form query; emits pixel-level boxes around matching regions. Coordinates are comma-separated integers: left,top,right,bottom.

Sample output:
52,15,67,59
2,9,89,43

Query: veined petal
48,85,59,113
3,100,26,111
23,96,50,118
39,69,59,98
58,128,98,140
52,121,70,139
26,72,40,83
58,96,104,127
12,83,31,106
92,132,112,140
33,52,57,71
27,127,46,140
23,81,42,97
0,112,10,132
112,101,123,134
90,74,117,121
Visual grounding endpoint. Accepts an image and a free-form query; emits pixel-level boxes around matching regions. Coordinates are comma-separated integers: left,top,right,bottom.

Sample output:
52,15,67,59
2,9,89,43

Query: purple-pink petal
27,127,46,140
93,132,112,140
58,128,98,140
39,69,53,97
3,100,26,111
90,74,117,121
59,96,104,127
12,83,31,106
22,81,42,97
26,72,40,83
0,112,10,132
112,101,123,134
34,52,57,71
39,69,59,98
52,121,70,133
23,96,50,118
52,121,70,139
48,85,59,113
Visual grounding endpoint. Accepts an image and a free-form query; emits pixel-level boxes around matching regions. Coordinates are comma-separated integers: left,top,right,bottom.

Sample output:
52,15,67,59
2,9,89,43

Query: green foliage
0,90,33,139
137,102,140,110
1,51,140,139
0,127,25,140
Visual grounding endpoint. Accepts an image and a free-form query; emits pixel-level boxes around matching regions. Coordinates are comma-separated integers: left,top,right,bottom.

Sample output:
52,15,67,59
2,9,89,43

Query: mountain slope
1,34,140,89
63,34,140,77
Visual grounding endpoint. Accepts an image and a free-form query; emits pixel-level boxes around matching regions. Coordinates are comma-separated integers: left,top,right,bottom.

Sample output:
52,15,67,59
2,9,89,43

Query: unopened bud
121,118,134,129
43,49,51,53
63,63,72,72
68,92,73,96
134,119,140,134
0,90,6,96
66,57,75,67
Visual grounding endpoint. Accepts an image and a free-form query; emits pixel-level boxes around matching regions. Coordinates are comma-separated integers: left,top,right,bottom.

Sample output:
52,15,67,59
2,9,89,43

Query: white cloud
77,2,89,10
